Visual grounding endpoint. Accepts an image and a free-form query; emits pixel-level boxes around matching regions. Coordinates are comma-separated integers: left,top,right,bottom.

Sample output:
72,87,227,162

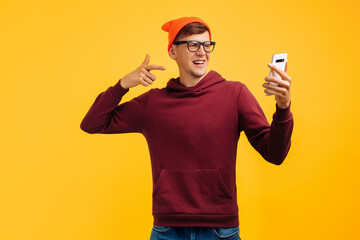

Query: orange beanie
161,16,212,52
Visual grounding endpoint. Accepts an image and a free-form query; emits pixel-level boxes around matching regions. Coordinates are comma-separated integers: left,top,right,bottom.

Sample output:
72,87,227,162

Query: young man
80,16,293,240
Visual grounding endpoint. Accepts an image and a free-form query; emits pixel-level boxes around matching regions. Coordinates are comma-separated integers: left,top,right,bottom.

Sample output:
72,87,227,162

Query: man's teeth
193,60,205,64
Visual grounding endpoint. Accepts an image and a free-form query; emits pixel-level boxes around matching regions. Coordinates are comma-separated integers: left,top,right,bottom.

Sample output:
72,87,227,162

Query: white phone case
266,53,287,96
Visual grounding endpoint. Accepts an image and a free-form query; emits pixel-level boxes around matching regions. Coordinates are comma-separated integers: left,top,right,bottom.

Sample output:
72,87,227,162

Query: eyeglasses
173,40,216,53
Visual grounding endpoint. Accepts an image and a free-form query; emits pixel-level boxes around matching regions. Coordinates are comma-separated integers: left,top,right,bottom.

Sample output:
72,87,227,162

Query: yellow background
1,0,359,239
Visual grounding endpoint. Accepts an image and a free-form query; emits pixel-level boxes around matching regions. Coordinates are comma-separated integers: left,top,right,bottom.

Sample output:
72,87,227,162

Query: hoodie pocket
152,168,235,214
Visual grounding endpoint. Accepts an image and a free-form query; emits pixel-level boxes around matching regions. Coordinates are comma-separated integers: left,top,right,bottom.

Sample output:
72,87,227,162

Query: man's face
170,31,211,80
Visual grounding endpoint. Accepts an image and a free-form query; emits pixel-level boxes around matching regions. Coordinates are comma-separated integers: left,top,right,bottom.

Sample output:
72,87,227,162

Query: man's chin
191,69,207,78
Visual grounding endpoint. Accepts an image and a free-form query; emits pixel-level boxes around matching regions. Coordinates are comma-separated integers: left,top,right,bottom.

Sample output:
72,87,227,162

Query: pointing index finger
146,64,166,71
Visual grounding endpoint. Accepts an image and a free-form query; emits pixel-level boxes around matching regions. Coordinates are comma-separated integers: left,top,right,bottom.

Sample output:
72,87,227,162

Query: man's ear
168,45,176,60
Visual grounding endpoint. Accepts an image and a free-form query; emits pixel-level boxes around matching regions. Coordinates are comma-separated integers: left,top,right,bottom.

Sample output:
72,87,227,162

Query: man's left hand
263,60,291,109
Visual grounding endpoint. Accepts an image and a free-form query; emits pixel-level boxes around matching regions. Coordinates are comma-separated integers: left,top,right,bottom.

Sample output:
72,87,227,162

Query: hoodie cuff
110,79,129,100
274,101,292,121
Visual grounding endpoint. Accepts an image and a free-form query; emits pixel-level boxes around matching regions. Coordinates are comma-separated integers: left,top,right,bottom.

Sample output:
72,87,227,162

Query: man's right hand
120,54,166,89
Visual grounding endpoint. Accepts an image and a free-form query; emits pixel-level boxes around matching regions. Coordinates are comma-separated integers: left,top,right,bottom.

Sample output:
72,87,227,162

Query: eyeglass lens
188,41,214,52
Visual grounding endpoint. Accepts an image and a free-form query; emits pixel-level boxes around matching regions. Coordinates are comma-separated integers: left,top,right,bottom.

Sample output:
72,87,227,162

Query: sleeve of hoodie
237,84,294,165
80,79,149,134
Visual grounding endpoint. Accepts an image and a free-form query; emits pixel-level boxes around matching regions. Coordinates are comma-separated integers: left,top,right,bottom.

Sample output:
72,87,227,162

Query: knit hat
161,16,212,52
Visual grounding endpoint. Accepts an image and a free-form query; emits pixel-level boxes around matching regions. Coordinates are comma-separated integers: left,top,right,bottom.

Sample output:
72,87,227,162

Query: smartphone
266,53,288,96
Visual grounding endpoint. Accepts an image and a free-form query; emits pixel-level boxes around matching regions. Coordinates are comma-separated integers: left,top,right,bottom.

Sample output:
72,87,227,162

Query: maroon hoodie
80,70,293,227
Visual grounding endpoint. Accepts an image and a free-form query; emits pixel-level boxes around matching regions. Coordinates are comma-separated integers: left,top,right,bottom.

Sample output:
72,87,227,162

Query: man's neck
179,72,207,87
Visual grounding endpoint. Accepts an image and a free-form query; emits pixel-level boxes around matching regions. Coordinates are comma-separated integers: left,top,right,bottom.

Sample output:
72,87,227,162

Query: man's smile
193,60,206,65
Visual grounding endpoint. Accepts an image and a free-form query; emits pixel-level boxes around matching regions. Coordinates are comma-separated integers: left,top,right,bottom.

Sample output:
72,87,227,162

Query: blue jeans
150,225,241,240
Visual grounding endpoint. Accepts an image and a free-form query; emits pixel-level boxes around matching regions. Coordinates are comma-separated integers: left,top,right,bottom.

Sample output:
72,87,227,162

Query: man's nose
196,45,206,55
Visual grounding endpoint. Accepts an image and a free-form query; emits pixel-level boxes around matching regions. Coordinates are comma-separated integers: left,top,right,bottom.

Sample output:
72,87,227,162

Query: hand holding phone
266,53,288,96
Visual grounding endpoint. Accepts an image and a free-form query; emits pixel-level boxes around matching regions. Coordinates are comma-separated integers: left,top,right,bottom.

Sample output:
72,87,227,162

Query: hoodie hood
166,70,225,97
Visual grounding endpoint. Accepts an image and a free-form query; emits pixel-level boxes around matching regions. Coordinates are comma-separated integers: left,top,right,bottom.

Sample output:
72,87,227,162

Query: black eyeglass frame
173,41,216,53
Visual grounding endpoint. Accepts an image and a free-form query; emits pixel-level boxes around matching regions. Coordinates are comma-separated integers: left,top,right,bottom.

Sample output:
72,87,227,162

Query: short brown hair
174,22,209,42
